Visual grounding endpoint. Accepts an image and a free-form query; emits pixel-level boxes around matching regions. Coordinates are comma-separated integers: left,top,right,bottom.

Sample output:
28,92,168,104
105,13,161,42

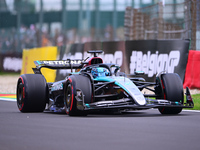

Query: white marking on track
0,98,16,102
0,99,199,113
182,109,200,113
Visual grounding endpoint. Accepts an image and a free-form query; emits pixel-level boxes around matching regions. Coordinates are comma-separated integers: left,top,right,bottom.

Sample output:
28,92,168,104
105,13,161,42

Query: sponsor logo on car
51,83,63,91
42,60,82,65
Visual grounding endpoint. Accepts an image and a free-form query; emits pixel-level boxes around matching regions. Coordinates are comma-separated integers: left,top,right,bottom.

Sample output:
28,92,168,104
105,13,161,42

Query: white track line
182,109,200,113
0,98,16,102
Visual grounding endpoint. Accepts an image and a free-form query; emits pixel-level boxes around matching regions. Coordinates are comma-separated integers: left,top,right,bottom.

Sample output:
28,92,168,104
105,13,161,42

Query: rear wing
32,59,83,74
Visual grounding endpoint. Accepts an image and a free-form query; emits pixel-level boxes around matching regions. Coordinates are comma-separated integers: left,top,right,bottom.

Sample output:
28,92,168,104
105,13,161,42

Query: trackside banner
0,40,190,84
56,44,84,81
125,40,190,81
21,47,58,82
0,53,22,73
56,40,190,82
83,41,126,70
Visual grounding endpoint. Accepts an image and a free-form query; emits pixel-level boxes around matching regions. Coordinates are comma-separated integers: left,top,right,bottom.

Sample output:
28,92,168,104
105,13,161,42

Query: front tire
157,73,183,114
16,74,48,112
65,75,92,116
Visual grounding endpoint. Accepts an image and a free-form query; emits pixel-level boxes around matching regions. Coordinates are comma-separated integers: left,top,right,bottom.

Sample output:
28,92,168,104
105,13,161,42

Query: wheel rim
65,84,72,114
17,81,24,111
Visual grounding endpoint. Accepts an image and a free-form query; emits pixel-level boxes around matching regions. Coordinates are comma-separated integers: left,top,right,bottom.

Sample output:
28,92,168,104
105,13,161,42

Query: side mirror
134,71,145,75
114,66,120,75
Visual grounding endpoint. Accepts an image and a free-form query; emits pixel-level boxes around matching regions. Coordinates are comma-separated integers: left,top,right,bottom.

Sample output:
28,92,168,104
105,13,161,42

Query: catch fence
124,0,200,50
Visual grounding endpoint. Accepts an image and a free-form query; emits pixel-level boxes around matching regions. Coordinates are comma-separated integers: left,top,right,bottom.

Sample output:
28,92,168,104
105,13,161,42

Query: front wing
81,98,194,111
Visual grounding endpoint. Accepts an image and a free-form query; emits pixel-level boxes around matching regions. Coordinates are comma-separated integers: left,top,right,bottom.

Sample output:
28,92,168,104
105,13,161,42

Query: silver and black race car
16,50,194,116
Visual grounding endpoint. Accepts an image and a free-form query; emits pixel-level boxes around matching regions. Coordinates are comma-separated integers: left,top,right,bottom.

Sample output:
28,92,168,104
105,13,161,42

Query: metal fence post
16,0,21,53
78,0,83,42
95,0,100,41
62,0,67,31
39,0,43,47
86,0,91,38
191,0,197,50
113,0,117,40
158,2,163,39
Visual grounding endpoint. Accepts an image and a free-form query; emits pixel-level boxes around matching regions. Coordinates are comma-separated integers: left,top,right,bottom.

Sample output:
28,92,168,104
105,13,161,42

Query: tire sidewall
64,75,92,116
16,74,47,112
157,73,183,114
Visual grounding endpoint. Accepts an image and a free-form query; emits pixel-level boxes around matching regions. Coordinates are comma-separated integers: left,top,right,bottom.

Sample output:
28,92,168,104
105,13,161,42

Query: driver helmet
91,67,110,78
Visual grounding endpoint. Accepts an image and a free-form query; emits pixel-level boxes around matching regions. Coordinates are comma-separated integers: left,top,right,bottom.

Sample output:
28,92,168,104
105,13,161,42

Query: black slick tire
16,74,48,112
65,75,92,116
158,73,183,115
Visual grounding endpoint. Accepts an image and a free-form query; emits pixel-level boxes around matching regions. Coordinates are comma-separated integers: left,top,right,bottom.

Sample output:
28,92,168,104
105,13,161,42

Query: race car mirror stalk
134,71,145,75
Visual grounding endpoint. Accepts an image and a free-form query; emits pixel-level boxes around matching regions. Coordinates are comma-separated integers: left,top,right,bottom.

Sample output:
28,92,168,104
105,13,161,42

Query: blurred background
0,0,199,54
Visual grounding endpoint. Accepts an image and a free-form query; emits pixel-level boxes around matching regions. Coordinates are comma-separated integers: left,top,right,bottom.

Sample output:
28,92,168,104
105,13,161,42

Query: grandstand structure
0,0,200,53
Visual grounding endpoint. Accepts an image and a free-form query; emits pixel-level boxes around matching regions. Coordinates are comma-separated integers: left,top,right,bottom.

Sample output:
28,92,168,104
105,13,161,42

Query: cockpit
91,67,110,78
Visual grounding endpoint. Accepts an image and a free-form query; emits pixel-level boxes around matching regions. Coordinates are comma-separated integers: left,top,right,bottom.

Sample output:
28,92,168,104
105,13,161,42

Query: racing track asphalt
0,100,200,150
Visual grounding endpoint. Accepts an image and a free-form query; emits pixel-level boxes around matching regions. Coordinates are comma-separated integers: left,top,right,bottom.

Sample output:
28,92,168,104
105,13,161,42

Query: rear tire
157,73,183,114
65,75,92,116
16,74,48,112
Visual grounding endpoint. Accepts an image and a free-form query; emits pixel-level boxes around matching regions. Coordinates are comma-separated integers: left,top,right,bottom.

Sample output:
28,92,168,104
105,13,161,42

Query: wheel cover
65,84,72,114
17,79,25,111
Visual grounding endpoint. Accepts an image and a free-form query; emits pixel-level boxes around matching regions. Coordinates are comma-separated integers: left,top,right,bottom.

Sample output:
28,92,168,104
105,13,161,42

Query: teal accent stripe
36,61,41,65
85,104,90,108
115,82,130,94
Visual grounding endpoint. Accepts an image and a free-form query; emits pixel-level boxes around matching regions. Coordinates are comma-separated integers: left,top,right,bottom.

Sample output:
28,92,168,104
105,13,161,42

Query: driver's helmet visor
91,67,109,78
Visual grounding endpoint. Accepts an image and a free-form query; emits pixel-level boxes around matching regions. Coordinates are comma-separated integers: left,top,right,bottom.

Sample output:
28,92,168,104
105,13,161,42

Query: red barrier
183,50,200,89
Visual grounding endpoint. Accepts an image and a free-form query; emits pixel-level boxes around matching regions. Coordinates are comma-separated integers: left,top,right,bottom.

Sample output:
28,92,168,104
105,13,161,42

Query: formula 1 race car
16,50,194,116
